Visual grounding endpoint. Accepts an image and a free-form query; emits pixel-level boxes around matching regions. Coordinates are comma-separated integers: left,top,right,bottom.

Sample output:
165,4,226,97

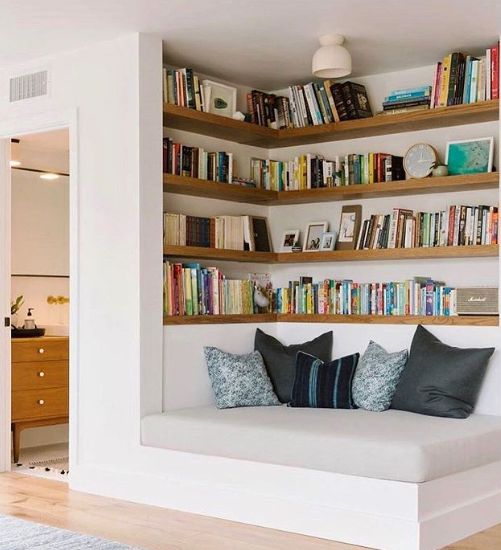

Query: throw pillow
391,325,494,418
352,341,408,412
204,347,280,409
255,328,333,403
290,351,360,409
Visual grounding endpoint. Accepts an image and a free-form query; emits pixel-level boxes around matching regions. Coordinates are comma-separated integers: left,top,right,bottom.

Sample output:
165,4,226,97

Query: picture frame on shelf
445,137,494,175
303,222,328,252
201,79,237,118
251,216,273,252
320,231,337,251
336,205,362,250
281,229,300,252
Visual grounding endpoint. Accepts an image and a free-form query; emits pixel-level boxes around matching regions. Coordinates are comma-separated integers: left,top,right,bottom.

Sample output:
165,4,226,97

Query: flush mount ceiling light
40,173,60,180
312,33,352,78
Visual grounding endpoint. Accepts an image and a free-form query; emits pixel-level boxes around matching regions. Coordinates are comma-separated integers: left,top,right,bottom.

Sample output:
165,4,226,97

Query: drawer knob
37,399,45,405
38,371,45,377
38,348,45,354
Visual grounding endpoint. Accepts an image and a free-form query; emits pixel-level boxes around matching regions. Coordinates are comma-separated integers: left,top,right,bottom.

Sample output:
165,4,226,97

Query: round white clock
403,143,438,179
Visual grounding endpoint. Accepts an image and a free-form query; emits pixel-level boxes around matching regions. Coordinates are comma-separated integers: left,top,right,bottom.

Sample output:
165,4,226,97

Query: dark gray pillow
392,325,494,418
255,329,332,403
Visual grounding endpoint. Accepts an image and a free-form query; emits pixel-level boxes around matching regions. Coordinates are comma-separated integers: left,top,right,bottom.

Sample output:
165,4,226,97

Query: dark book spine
330,84,349,121
341,82,358,120
447,53,459,106
454,54,466,105
185,69,196,109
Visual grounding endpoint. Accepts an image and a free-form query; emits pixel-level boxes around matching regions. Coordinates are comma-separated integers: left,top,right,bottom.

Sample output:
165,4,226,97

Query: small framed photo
320,231,337,251
303,222,328,252
281,229,300,252
202,80,237,118
336,205,362,250
445,137,494,175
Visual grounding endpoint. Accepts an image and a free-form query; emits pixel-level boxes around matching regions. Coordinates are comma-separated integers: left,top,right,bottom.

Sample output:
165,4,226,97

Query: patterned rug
0,514,139,549
13,443,69,480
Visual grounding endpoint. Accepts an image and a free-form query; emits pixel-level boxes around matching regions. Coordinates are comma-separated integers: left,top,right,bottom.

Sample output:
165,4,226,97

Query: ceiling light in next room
312,33,352,78
40,173,60,180
9,160,21,167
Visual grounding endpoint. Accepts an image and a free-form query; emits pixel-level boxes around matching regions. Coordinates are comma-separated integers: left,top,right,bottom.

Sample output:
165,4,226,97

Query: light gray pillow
204,347,280,409
352,341,408,412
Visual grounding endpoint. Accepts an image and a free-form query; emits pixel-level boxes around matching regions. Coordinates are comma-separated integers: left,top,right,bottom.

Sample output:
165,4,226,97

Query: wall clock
403,143,438,178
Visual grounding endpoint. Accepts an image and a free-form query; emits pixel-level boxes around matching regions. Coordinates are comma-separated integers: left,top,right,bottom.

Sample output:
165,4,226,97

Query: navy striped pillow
290,351,360,409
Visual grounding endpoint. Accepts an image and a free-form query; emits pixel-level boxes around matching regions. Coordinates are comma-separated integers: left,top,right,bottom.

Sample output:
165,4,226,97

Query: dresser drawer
12,339,68,363
12,387,68,421
12,360,68,391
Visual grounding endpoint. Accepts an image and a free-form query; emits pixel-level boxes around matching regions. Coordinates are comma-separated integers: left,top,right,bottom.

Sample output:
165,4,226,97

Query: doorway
9,129,70,480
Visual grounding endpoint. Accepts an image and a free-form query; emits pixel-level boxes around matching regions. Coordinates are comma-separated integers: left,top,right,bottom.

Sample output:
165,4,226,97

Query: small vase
432,165,448,177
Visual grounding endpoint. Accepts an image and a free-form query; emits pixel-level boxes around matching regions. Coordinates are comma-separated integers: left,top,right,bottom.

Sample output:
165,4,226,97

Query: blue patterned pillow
290,351,359,409
204,347,280,409
353,341,408,412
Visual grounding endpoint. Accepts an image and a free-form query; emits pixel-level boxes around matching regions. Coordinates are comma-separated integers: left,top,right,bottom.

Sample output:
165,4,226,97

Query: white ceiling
1,0,501,89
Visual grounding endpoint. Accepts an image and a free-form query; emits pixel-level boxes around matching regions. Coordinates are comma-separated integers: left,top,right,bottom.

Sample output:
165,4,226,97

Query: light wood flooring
0,472,498,549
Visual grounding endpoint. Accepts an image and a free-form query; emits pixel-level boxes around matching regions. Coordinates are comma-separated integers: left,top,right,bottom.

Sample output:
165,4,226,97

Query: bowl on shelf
11,327,46,338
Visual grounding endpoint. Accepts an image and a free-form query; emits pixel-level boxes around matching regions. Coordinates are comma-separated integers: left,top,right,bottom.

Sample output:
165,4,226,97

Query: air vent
9,70,48,102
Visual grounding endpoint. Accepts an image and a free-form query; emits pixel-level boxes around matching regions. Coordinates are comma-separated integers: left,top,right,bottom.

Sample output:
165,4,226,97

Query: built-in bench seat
141,405,501,483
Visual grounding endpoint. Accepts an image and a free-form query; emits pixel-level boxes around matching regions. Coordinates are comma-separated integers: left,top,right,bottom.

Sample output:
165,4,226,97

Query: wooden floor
0,473,498,549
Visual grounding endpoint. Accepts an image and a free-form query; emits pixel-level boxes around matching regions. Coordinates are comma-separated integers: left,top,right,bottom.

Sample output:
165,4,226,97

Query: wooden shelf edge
163,314,276,325
163,313,499,326
163,100,499,148
163,244,498,263
162,173,498,205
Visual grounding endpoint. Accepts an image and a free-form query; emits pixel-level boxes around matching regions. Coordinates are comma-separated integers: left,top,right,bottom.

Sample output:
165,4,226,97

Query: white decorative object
312,34,352,78
201,80,237,118
303,222,328,252
320,231,337,251
280,229,300,252
232,111,245,121
403,143,438,179
253,287,270,308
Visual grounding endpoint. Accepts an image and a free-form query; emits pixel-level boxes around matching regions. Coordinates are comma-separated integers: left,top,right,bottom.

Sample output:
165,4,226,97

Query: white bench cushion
141,406,501,483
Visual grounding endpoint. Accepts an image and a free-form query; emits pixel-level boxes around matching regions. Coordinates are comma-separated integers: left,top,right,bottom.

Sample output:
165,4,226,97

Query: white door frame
0,108,79,472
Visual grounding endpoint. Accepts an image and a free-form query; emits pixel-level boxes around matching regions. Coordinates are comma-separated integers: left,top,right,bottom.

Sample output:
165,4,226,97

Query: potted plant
431,161,449,177
10,295,24,328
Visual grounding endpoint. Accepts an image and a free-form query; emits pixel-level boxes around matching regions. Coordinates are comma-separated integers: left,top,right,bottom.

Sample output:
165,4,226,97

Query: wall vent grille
9,71,48,102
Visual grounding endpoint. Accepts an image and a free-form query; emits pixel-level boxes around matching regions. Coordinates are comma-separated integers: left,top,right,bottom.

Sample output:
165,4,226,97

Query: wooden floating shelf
163,244,498,264
164,314,499,327
164,100,499,149
163,313,276,325
163,173,499,205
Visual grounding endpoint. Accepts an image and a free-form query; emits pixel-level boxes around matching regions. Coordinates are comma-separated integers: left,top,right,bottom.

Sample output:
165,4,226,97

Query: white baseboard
69,457,501,550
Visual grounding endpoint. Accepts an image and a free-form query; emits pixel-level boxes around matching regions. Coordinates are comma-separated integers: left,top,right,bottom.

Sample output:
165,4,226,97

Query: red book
491,44,499,99
447,206,456,246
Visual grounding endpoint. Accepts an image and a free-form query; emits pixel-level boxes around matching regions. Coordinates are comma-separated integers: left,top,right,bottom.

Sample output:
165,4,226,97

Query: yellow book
368,153,374,184
438,54,452,107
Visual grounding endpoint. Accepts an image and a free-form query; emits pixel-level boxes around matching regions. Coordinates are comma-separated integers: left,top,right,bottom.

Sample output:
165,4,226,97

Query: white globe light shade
312,34,352,78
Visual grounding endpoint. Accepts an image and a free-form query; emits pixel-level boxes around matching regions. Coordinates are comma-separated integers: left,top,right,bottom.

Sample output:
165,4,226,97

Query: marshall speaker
457,287,499,315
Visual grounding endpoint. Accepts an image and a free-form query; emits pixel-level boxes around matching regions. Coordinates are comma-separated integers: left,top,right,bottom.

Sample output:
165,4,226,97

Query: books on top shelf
163,67,206,111
163,262,258,316
357,205,498,251
163,213,271,252
273,277,457,317
247,81,372,129
429,45,499,108
250,153,404,191
163,137,233,183
381,85,432,114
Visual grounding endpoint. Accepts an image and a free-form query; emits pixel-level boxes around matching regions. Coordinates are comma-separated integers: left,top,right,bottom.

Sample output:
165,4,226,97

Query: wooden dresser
11,336,69,462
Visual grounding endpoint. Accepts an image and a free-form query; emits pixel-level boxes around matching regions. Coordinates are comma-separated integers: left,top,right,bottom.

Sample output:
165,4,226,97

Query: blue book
385,89,431,102
387,85,431,96
463,56,474,104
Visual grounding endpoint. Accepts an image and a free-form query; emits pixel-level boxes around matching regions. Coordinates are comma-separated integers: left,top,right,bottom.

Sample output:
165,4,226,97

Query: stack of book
247,80,372,129
163,67,206,111
381,86,432,114
163,138,233,183
250,152,404,191
430,45,499,108
163,213,257,250
357,205,498,250
273,277,457,317
164,262,256,316
246,91,292,129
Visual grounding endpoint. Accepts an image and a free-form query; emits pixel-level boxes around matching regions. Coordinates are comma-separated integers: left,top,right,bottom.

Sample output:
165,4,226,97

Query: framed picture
320,231,337,251
202,79,237,118
251,216,273,252
303,222,328,252
281,229,300,252
445,137,494,175
336,205,362,250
